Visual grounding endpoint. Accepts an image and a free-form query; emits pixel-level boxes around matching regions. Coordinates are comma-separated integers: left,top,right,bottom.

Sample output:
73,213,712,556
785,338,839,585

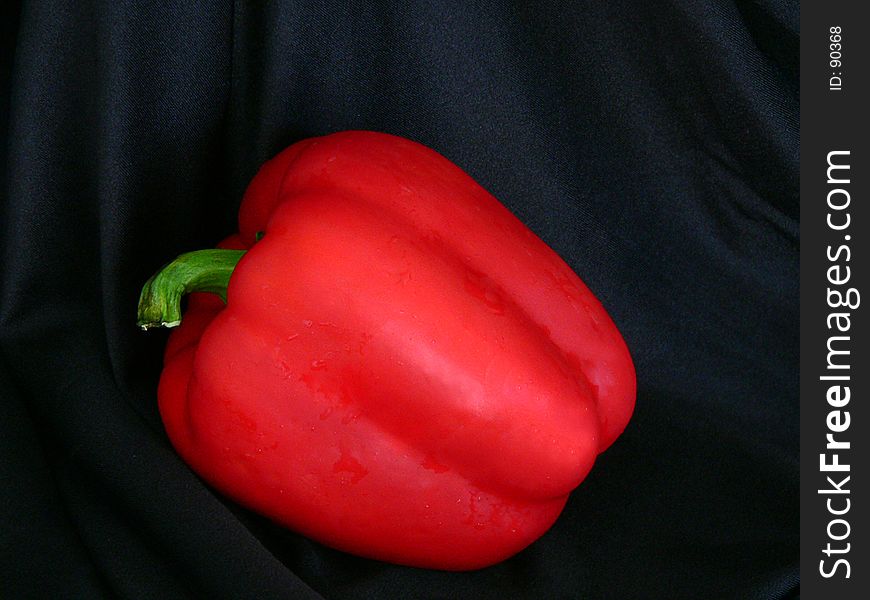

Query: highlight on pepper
137,130,636,570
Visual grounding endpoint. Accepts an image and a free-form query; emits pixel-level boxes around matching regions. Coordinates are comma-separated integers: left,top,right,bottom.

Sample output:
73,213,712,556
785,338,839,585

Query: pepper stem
137,249,246,330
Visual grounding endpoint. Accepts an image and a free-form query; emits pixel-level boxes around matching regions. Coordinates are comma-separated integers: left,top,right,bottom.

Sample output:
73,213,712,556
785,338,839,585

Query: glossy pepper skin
142,131,635,570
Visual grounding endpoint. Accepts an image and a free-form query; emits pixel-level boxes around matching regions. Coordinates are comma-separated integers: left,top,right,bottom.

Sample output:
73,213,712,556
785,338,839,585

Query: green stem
137,249,246,330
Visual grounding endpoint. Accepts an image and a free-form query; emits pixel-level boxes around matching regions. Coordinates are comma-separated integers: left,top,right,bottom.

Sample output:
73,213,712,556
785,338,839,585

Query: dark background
1,1,798,598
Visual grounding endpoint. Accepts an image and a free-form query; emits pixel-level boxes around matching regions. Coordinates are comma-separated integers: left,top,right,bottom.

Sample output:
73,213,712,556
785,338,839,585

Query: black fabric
1,1,798,598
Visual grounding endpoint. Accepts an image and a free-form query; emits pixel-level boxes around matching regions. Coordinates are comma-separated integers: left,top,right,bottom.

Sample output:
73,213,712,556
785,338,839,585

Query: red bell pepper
138,131,635,570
